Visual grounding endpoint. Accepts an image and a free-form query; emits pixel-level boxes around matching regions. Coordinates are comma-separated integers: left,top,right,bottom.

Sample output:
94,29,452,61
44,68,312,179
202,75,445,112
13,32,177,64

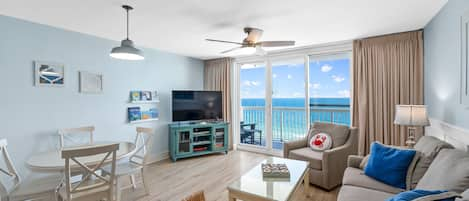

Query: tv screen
172,90,223,122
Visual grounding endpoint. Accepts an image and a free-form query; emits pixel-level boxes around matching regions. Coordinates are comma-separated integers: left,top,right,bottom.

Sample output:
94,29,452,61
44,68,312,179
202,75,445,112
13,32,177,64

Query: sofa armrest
347,155,364,168
283,138,307,157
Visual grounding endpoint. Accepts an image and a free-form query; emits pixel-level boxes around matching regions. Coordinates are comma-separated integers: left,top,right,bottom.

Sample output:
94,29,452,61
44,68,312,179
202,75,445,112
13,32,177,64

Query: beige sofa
283,122,358,190
337,136,469,201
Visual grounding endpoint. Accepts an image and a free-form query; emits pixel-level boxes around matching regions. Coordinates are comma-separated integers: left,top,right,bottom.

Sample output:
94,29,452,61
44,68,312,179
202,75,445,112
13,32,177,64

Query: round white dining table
26,141,136,171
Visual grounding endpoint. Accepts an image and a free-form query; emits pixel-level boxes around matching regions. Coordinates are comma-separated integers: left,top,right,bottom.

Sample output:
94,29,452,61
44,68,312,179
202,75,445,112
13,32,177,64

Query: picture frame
79,71,103,94
34,61,65,87
141,91,152,101
461,11,469,105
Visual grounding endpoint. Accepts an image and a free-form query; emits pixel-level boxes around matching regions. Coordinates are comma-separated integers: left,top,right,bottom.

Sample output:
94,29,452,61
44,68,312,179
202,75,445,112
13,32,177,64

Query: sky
240,58,350,99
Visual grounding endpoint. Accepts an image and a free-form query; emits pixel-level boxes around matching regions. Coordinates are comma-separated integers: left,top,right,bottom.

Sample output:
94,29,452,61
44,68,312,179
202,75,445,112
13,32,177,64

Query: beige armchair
283,122,358,190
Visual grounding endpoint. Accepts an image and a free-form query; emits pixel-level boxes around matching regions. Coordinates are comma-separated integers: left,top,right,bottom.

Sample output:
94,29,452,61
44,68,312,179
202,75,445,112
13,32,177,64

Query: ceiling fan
206,27,295,55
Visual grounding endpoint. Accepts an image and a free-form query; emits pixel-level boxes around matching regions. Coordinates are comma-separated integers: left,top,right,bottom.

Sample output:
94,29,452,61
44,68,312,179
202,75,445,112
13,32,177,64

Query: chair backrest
182,191,205,201
130,127,154,165
58,126,95,149
0,139,20,200
61,143,119,201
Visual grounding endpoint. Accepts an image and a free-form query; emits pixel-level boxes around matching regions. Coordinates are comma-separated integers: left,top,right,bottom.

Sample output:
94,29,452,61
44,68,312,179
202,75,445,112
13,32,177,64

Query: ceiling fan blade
221,47,242,54
245,27,263,43
257,41,295,47
206,39,243,45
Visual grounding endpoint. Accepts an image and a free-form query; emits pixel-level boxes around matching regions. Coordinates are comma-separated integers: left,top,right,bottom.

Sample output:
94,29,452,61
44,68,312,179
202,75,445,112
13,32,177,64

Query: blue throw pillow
364,142,416,189
386,189,460,201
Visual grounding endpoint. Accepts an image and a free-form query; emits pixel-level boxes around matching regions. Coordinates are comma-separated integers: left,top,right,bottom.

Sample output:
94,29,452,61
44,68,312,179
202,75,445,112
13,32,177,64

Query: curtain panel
352,30,424,155
204,58,234,150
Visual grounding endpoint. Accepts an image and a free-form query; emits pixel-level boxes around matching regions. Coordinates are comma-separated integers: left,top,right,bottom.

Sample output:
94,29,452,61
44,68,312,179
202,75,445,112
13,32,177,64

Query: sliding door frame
233,41,353,156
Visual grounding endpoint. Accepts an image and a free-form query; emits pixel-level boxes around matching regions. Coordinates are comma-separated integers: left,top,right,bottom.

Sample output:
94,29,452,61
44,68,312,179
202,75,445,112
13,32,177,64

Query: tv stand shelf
168,122,229,162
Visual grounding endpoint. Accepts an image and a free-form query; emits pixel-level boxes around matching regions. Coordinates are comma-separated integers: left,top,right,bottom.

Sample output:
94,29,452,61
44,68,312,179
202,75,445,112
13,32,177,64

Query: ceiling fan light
110,39,144,60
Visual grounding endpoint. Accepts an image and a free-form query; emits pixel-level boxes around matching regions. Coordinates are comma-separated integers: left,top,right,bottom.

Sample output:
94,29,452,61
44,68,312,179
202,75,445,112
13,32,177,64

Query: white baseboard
426,118,469,151
146,151,170,164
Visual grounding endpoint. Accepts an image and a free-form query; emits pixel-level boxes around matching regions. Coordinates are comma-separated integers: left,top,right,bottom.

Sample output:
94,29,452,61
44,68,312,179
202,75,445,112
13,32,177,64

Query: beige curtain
204,58,233,150
352,30,424,155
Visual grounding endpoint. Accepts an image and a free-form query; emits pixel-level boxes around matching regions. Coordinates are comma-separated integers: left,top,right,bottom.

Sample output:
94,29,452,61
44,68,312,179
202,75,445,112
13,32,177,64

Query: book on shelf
262,163,290,179
128,107,141,122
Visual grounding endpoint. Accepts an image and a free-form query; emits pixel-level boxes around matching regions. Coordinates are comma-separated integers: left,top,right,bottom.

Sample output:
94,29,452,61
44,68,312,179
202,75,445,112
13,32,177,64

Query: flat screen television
172,90,223,122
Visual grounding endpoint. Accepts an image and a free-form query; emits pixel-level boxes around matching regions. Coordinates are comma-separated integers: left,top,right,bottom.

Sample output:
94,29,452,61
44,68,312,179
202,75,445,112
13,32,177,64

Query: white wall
0,15,204,175
424,0,469,129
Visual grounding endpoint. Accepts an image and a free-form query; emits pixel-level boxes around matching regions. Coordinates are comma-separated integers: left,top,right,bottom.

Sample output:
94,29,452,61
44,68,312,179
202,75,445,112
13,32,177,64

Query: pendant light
110,5,144,60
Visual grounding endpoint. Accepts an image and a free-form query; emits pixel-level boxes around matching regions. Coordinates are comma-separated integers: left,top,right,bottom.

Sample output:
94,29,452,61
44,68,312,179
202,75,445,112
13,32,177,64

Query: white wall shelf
129,100,160,104
129,118,159,124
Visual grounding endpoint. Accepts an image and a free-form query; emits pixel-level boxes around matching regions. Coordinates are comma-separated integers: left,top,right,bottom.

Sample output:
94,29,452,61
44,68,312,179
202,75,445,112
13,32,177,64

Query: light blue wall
424,0,469,129
0,15,204,175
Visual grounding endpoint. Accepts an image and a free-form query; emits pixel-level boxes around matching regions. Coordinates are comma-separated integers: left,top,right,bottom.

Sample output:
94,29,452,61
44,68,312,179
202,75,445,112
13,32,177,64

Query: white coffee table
228,157,310,201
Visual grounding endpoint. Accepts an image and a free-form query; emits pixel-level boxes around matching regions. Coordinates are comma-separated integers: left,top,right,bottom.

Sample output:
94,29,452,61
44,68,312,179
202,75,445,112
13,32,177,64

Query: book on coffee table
262,163,290,179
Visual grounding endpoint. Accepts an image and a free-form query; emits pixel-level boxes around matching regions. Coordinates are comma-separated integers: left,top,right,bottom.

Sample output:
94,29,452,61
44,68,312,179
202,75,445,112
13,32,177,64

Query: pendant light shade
110,5,144,60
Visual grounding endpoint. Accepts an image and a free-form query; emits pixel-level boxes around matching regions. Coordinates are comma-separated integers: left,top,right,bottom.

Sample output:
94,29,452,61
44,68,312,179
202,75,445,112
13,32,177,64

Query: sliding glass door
239,62,267,148
271,58,306,150
236,51,351,154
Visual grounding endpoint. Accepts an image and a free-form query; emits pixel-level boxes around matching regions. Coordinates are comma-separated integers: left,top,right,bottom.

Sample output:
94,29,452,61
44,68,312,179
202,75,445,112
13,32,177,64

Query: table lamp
394,105,430,148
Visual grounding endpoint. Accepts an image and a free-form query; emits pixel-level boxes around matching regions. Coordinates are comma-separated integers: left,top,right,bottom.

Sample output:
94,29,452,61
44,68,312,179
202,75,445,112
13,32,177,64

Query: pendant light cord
123,5,133,40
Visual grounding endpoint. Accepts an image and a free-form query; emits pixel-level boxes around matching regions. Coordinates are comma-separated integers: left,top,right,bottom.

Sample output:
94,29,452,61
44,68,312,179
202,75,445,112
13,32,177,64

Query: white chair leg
130,174,137,190
116,177,122,201
141,168,149,195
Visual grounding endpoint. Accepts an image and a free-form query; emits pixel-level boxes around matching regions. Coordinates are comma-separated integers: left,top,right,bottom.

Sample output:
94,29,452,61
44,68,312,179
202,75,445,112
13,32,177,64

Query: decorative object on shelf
130,91,141,102
110,5,144,60
141,91,152,101
149,108,159,118
79,71,103,94
262,163,290,178
394,105,430,148
128,107,141,122
34,61,65,87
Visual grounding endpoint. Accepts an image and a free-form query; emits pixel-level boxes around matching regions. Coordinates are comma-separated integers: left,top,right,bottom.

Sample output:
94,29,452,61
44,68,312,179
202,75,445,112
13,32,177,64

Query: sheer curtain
352,31,424,155
204,58,233,150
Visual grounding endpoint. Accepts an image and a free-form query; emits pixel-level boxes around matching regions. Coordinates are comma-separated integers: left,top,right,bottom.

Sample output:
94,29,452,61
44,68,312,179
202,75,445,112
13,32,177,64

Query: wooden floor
121,151,339,201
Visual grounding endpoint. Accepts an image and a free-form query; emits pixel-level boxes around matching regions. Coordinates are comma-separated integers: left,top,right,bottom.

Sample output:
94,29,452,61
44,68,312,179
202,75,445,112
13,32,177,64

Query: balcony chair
240,122,262,145
283,122,358,190
0,139,63,201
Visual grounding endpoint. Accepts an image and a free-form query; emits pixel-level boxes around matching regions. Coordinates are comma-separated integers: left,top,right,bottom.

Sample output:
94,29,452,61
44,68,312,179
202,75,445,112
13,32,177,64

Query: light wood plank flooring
121,151,339,201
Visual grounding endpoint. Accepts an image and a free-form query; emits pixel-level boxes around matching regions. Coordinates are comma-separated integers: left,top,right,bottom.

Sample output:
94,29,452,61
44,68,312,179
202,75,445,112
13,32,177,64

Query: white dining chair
102,127,153,201
0,139,63,201
58,126,95,149
58,143,119,201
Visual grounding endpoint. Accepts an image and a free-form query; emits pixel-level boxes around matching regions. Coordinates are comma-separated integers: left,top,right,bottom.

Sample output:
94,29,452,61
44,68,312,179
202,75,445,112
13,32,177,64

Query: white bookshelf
129,118,159,124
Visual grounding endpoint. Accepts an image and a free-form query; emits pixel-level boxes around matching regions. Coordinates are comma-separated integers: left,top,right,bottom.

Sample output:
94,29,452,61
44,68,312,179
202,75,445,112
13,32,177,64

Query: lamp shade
110,39,144,60
394,105,430,126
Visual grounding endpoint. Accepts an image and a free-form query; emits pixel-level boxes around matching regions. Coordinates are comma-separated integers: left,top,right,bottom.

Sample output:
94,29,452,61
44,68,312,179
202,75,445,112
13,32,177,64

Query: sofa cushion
364,142,417,190
386,190,460,201
411,136,454,189
309,133,332,151
343,167,404,194
337,185,394,201
288,147,323,170
416,149,469,193
308,122,350,148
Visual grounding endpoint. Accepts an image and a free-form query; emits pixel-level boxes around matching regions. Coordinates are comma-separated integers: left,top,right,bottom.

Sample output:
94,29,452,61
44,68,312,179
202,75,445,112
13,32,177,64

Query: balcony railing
240,106,350,149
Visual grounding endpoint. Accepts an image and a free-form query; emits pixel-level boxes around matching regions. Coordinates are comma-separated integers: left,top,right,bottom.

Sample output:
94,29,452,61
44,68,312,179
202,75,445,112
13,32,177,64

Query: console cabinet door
212,125,227,151
175,128,192,155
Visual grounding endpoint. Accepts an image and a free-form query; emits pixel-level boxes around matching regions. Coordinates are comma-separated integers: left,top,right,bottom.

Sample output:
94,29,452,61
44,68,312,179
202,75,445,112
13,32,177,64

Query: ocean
241,98,351,147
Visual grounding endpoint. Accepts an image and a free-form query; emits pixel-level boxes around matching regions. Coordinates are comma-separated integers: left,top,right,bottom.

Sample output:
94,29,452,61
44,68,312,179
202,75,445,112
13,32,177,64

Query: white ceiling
0,0,447,59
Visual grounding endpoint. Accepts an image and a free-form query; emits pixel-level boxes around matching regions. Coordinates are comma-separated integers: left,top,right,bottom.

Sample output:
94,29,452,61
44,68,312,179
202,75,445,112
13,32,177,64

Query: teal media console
168,121,229,162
